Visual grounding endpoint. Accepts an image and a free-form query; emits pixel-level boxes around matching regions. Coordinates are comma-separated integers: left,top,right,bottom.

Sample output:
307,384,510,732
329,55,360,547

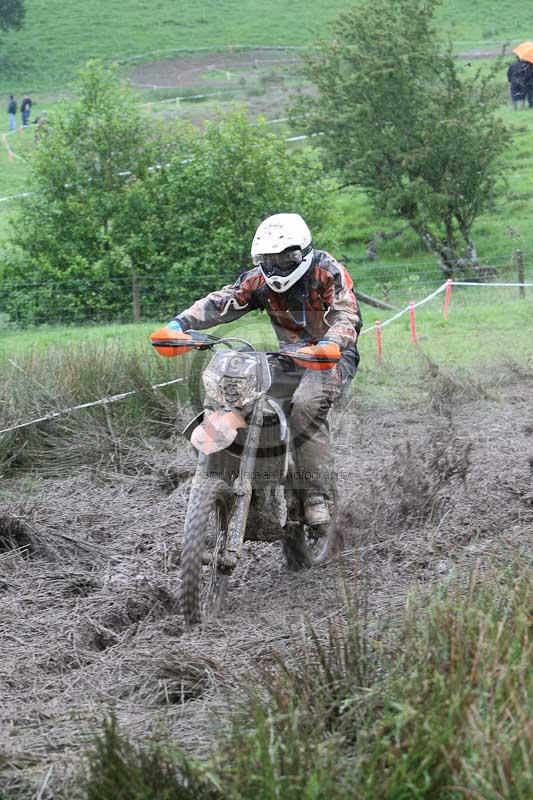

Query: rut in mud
0,375,532,797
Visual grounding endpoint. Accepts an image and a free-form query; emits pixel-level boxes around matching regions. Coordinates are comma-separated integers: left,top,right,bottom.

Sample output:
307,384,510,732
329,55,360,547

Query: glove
150,320,193,357
293,340,341,371
167,320,183,332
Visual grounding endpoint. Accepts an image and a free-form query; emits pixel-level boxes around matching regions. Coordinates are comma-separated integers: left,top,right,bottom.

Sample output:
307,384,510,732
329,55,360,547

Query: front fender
190,410,247,455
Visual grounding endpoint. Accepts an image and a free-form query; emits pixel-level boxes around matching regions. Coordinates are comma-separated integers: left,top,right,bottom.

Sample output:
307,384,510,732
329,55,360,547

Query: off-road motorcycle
151,331,340,625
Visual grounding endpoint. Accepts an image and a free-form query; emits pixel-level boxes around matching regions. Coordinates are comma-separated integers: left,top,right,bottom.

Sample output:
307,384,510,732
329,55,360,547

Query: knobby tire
180,478,231,625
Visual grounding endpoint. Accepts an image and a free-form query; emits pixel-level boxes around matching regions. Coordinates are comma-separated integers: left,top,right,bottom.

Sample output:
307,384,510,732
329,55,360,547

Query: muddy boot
283,529,312,571
304,495,331,527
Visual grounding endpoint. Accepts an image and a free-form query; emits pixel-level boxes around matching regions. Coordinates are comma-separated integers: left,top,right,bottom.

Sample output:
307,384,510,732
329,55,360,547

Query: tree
0,0,25,32
294,0,509,275
1,60,157,323
1,63,338,324
146,112,339,315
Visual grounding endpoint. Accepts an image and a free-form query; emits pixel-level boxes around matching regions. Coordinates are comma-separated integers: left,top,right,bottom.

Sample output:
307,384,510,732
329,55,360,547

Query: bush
1,63,338,325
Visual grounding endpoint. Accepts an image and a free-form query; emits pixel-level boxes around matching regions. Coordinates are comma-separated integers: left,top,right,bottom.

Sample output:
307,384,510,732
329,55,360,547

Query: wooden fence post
513,250,525,299
132,274,141,322
443,278,453,320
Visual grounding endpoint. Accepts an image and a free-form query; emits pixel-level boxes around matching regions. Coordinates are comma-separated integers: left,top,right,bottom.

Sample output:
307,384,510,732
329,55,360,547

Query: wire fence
0,253,531,328
1,278,531,437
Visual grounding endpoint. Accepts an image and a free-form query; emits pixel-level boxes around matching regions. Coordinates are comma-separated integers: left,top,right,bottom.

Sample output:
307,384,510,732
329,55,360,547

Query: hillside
2,103,533,303
0,0,530,98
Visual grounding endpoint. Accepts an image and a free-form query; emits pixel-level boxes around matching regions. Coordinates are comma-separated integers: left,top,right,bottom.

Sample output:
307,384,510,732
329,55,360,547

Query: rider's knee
290,394,331,427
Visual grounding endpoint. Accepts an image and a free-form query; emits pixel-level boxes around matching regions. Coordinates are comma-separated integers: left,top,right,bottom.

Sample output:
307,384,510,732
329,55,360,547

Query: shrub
1,63,338,325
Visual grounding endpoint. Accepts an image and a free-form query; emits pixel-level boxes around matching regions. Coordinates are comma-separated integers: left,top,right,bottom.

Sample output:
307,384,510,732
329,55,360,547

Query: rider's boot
304,494,331,528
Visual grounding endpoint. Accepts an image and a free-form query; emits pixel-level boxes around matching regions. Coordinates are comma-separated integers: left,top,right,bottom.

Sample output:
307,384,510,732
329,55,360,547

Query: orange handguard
150,327,194,357
292,341,341,371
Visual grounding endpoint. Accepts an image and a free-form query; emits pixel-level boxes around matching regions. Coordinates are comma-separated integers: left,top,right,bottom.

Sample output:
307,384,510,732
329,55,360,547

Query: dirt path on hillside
0,375,532,798
128,45,507,91
129,48,299,90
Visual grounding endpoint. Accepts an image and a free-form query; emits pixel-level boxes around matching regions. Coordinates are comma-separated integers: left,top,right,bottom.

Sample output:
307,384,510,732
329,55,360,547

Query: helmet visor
252,247,303,276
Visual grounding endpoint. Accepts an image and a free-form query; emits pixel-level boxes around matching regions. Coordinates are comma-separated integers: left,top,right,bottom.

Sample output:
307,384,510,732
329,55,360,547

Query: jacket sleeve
174,272,260,331
321,261,362,349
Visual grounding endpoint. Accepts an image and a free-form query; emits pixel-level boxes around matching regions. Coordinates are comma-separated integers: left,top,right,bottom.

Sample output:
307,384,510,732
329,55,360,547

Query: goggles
252,247,304,276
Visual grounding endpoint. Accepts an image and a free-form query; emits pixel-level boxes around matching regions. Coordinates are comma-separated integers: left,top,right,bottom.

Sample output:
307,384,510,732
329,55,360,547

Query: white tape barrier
360,283,447,335
0,191,36,203
0,376,188,437
118,44,302,66
0,117,296,202
451,281,533,287
360,280,533,336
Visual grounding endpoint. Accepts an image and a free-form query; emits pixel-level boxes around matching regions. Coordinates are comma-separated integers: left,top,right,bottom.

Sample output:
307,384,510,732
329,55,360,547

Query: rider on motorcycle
153,213,362,528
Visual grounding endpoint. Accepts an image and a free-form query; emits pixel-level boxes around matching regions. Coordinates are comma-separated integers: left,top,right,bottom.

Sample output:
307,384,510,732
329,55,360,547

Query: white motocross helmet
251,213,314,293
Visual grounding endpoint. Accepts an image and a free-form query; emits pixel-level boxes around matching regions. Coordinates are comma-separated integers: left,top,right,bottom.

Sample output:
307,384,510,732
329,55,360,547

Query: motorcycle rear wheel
180,478,232,625
284,486,338,568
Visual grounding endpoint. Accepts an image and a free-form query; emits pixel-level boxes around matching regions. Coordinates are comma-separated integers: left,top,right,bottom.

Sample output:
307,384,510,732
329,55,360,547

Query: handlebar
150,330,340,368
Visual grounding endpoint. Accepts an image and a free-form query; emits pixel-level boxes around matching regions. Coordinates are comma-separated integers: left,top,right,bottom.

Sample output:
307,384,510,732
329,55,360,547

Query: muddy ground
126,46,506,126
0,374,532,798
129,48,312,125
129,48,300,90
128,46,502,90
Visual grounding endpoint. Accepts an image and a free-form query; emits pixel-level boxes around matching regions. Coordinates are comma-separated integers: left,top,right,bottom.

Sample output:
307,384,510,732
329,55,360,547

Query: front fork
284,447,306,540
220,399,265,571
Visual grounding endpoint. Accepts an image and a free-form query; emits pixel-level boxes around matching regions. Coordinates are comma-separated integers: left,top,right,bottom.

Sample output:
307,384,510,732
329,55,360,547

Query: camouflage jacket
175,250,362,375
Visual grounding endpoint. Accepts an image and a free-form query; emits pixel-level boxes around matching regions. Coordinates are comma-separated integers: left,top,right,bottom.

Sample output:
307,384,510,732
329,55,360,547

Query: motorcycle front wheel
180,477,232,625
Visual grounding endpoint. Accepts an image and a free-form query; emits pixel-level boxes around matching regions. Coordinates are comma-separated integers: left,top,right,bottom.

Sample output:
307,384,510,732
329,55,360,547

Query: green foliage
0,0,24,32
148,111,339,314
217,602,371,800
2,60,157,323
297,0,509,274
357,568,532,798
84,716,220,800
215,567,531,798
1,61,337,325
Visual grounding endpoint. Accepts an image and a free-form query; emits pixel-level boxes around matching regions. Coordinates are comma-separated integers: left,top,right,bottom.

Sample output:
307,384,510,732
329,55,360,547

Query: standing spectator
20,96,32,127
524,60,533,109
7,95,17,131
507,58,527,109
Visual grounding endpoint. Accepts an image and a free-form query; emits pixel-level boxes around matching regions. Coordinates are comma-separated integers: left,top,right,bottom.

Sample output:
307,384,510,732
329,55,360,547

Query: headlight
202,351,261,409
202,370,224,406
220,376,256,408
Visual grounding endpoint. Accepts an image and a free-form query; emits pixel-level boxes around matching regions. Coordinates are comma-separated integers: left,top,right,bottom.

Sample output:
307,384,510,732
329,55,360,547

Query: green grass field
0,0,530,100
0,2,532,287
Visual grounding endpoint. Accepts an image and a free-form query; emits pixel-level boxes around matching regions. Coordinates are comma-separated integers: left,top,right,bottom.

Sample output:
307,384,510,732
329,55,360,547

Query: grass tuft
0,342,194,475
83,564,532,799
84,716,220,800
